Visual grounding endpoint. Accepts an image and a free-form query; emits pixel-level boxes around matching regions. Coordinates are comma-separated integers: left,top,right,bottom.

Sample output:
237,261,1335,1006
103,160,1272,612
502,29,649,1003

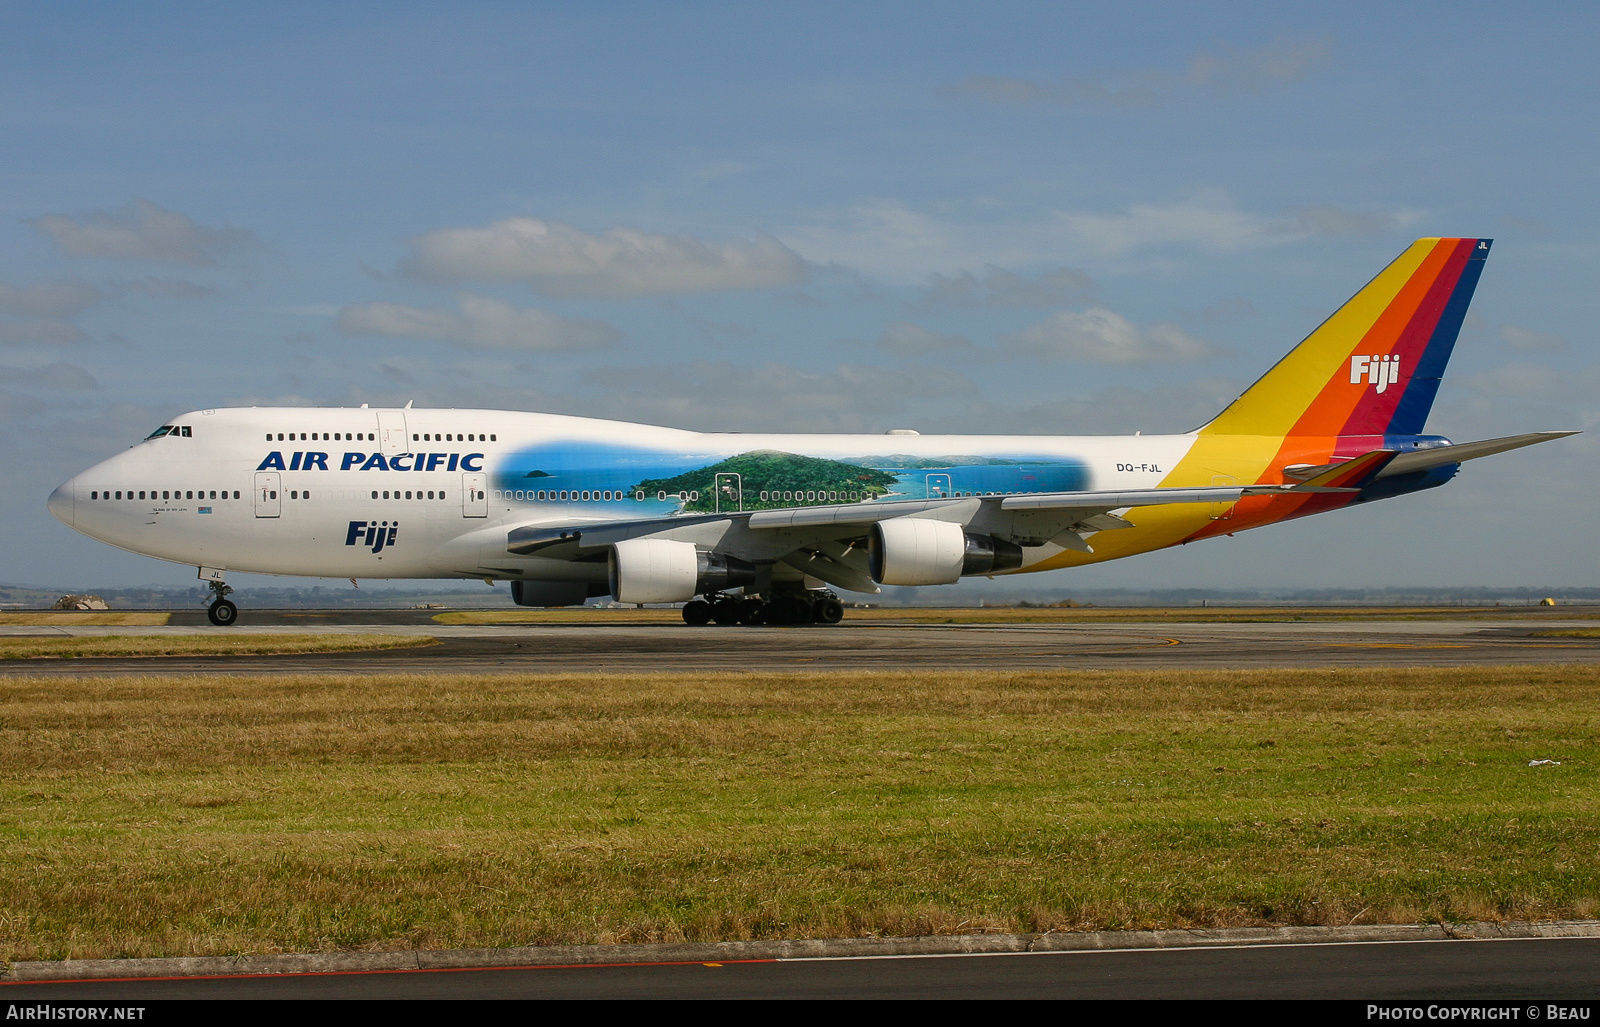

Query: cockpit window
143,425,192,440
146,425,175,439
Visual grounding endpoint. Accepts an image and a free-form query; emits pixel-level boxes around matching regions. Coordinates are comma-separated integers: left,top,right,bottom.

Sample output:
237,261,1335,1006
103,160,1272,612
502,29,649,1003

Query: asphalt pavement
6,938,1599,1000
1,616,1596,674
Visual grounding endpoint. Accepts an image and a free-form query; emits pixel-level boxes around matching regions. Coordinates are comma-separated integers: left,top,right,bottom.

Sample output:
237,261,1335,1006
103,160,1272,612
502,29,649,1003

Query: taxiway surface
6,938,1599,999
2,615,1596,674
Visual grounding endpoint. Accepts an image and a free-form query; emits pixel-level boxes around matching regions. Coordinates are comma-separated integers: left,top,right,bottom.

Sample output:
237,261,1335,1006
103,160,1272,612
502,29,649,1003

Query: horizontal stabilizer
1376,431,1580,478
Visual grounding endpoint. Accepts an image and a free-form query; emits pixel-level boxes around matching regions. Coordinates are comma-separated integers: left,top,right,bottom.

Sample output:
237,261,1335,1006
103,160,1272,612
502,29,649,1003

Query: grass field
1533,628,1600,639
0,634,437,660
434,605,1600,626
1,666,1595,960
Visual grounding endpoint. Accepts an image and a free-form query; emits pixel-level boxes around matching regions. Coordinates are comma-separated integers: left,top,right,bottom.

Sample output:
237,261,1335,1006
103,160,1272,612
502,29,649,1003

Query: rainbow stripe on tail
1203,237,1490,440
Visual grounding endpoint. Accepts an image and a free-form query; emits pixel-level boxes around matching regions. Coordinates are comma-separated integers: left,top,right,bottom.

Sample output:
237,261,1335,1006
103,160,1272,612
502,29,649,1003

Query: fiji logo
346,520,397,553
1349,354,1401,394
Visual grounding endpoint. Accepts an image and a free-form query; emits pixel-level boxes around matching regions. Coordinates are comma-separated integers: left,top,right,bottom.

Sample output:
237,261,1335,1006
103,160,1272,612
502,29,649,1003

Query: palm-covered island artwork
496,442,1090,513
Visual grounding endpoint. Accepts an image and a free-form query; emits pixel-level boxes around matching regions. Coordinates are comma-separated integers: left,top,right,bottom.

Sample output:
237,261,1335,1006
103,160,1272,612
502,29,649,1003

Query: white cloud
781,200,1041,282
0,362,99,390
954,35,1332,108
1499,324,1567,353
576,360,979,432
1447,362,1600,438
0,319,87,346
28,199,253,266
335,293,622,352
1059,192,1414,256
954,72,1168,109
1180,296,1256,325
875,321,973,357
1265,205,1410,238
920,266,1097,308
1184,36,1334,93
1001,308,1222,364
399,217,807,298
1057,193,1266,254
957,379,1246,436
0,279,101,318
784,193,1417,281
117,277,219,300
1460,362,1600,405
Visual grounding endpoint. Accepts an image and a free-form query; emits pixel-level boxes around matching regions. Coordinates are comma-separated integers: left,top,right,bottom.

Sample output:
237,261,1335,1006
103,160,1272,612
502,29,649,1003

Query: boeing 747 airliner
49,238,1576,625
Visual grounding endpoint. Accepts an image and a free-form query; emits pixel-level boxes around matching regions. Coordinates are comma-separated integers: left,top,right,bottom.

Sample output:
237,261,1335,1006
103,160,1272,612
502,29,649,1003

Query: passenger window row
495,489,639,502
372,490,449,500
269,432,373,441
261,431,498,443
759,490,864,502
90,490,242,501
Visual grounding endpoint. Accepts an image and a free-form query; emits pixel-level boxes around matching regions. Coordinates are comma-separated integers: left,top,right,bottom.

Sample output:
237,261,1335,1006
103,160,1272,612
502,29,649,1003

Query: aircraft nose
48,478,75,527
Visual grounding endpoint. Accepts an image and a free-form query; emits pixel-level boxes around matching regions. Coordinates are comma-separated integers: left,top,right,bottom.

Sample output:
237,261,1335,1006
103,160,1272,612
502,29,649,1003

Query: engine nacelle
608,538,757,604
869,518,1025,585
869,518,966,585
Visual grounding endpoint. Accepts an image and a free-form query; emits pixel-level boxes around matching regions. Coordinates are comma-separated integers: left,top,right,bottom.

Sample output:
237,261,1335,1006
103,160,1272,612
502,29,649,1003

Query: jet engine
608,538,756,604
869,518,1024,585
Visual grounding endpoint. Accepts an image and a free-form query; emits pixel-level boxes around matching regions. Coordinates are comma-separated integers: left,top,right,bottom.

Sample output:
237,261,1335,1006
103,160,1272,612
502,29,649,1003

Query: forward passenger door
254,472,280,518
461,472,487,517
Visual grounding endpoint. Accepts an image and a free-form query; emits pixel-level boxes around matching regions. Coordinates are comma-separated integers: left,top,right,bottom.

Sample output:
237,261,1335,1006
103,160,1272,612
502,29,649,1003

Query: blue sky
2,1,1595,593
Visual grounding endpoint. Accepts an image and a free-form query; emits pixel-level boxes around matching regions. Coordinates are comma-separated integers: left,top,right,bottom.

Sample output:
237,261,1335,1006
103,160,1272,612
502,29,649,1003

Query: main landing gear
205,579,238,626
682,589,844,627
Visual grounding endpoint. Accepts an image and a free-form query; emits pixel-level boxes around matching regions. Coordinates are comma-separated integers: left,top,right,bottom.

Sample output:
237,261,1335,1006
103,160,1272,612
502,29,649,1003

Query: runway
6,938,1599,999
1,615,1596,674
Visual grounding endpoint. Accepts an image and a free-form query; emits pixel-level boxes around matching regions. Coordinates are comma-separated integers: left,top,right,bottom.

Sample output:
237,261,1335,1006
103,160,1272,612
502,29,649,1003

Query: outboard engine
868,518,1025,585
608,538,756,604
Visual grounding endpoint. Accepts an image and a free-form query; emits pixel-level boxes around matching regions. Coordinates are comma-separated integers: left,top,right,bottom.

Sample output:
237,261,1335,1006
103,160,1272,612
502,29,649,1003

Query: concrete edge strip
6,920,1600,983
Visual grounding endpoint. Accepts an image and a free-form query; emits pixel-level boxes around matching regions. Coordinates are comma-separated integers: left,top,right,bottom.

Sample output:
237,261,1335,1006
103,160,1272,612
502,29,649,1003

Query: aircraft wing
504,479,1352,557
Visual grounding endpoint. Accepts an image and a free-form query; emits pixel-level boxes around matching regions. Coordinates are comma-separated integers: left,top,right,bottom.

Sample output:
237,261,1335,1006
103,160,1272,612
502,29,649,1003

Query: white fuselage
50,406,1196,582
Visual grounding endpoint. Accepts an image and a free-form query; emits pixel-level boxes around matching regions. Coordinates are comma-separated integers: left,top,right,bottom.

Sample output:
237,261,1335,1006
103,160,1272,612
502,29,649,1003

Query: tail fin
1202,238,1490,438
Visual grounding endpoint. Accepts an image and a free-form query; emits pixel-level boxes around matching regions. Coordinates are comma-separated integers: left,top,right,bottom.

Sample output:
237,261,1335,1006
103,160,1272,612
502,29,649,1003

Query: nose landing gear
205,578,238,626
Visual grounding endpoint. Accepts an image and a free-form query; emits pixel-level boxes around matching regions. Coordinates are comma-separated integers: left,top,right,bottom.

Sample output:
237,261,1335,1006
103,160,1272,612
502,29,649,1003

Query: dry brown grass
1532,628,1600,638
1,666,1596,960
0,612,170,626
0,634,436,660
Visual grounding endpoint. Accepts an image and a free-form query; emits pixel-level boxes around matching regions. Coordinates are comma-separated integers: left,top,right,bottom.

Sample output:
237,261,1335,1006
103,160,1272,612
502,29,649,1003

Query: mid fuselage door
462,472,487,517
926,473,953,499
377,411,409,455
714,472,742,512
254,472,281,518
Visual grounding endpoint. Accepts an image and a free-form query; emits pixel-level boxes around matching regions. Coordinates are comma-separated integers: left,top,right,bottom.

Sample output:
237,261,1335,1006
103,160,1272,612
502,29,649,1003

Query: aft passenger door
254,472,281,518
461,472,487,517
